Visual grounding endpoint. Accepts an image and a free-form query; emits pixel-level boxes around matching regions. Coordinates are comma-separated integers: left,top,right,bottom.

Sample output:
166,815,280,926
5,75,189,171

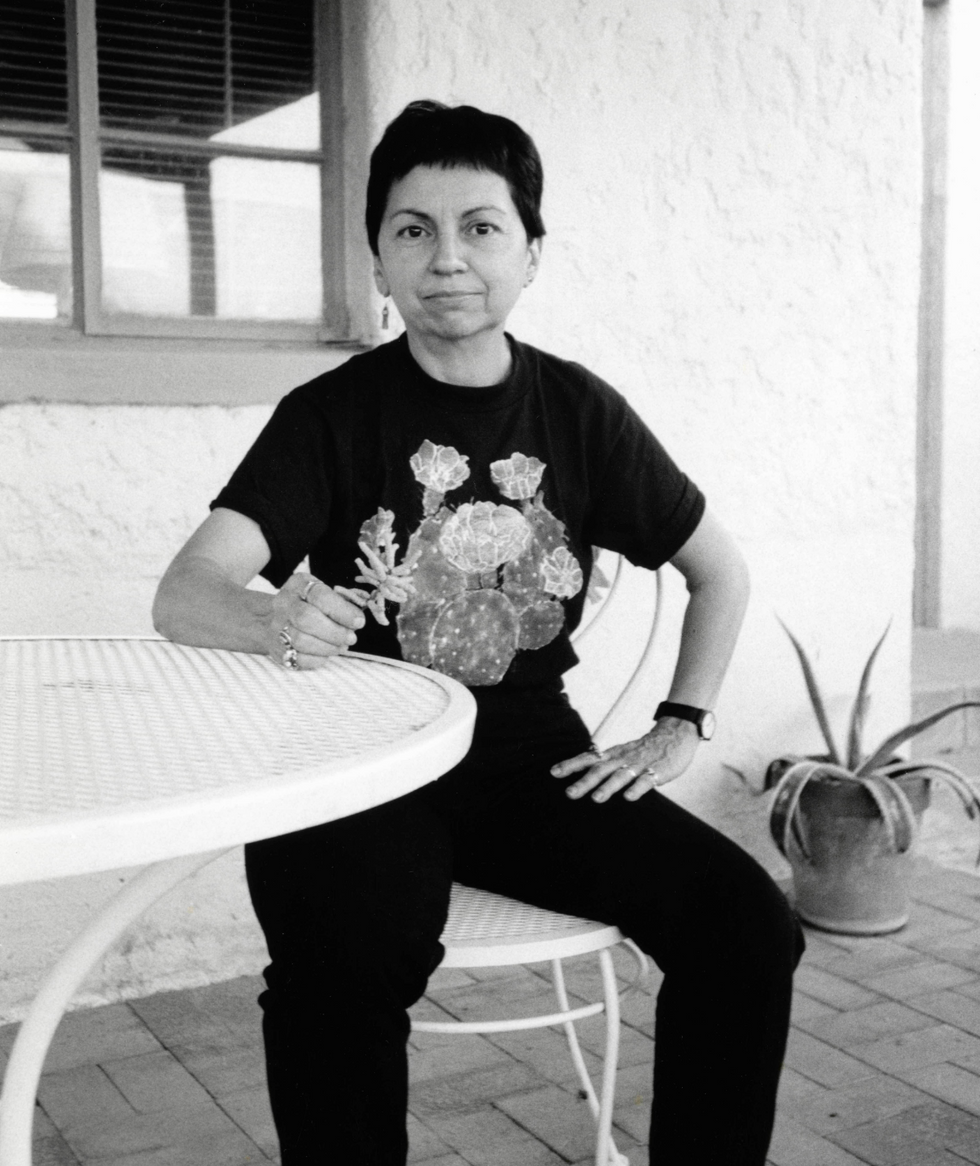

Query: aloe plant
769,622,980,866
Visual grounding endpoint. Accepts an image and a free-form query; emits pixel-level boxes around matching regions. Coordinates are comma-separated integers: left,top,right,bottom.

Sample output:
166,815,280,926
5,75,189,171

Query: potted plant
767,623,980,935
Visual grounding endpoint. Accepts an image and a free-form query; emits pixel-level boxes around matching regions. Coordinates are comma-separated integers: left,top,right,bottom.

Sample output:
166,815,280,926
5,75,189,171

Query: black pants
245,685,805,1166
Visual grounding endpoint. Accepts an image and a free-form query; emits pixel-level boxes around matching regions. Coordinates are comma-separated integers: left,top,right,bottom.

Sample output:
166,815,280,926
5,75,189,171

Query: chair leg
596,948,627,1166
552,958,599,1114
552,953,628,1166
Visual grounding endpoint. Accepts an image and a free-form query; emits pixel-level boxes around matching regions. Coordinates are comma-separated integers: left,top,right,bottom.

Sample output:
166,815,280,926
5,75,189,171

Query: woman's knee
718,857,805,975
633,843,804,980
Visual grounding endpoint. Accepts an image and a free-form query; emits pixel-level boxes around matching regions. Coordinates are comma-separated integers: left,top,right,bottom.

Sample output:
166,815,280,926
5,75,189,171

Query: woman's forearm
554,532,749,801
153,555,275,654
153,509,365,669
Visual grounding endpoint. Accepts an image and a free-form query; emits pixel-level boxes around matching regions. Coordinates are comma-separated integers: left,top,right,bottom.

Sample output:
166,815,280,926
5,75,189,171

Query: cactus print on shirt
211,333,705,691
351,443,584,686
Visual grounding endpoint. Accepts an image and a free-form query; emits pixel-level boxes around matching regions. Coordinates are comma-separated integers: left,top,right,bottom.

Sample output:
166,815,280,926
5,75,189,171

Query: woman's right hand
269,573,366,670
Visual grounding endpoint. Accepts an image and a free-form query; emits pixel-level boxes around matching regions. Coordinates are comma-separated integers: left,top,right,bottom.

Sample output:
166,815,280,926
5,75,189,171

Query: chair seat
438,883,623,968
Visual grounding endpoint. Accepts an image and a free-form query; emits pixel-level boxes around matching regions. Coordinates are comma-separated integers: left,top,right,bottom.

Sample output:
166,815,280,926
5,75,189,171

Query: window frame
0,0,348,343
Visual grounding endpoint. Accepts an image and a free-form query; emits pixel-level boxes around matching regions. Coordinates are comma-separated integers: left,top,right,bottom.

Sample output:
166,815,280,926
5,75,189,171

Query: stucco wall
0,0,923,1020
940,0,980,630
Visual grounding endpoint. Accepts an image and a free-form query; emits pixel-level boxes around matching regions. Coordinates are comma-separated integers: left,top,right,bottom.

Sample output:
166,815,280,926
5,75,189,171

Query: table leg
0,851,227,1166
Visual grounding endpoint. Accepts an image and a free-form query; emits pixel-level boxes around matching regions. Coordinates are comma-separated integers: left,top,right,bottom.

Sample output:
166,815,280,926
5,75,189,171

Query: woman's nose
429,233,467,273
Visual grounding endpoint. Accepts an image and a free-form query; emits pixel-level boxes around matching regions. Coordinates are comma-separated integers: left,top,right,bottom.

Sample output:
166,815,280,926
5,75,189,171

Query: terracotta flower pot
786,775,930,935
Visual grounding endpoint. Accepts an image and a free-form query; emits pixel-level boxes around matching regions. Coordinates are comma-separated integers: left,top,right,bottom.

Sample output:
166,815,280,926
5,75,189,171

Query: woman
154,100,804,1166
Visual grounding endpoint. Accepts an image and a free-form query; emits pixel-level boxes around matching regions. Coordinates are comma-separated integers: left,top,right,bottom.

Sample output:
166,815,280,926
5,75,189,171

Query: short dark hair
365,100,546,255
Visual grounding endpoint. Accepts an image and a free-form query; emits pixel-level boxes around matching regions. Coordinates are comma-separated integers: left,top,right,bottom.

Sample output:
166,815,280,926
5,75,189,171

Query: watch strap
655,701,714,740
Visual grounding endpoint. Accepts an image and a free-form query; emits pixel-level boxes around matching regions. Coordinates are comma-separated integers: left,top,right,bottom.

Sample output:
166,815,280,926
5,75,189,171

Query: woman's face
372,165,541,348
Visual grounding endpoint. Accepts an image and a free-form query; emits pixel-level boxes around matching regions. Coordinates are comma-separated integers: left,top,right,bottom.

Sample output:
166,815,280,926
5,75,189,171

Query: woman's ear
524,238,542,286
372,255,390,299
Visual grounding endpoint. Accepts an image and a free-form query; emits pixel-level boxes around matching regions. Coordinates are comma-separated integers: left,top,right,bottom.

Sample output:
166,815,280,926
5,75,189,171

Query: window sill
0,321,371,405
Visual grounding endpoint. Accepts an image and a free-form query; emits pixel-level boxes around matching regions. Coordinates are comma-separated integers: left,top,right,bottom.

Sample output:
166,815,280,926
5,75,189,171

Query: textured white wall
0,0,923,1019
0,401,272,634
941,0,980,630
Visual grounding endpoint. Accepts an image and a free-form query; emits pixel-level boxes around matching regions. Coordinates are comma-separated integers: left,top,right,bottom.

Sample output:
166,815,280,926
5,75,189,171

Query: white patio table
0,637,476,1166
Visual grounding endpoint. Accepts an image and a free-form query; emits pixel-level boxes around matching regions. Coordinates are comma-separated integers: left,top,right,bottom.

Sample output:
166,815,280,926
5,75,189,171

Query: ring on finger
277,622,299,671
624,765,659,783
300,578,319,603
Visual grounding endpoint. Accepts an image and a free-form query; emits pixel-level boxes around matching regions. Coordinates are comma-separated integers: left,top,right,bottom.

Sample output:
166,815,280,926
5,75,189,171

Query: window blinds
96,0,315,145
0,2,69,132
0,3,71,318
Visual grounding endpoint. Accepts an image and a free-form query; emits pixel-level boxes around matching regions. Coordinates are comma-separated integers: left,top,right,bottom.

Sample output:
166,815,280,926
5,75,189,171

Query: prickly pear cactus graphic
430,590,520,686
356,443,583,685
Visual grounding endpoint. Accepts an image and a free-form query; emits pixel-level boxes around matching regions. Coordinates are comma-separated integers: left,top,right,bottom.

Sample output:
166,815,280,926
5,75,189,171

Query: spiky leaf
765,755,800,791
770,760,818,860
778,620,841,764
855,773,917,855
856,702,980,777
846,622,890,770
883,760,980,866
769,759,855,860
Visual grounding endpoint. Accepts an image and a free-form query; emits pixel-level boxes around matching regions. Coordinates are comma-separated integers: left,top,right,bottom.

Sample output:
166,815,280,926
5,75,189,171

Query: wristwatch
655,701,716,741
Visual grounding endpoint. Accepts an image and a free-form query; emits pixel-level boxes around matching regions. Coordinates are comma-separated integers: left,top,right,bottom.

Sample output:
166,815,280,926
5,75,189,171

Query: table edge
0,643,477,886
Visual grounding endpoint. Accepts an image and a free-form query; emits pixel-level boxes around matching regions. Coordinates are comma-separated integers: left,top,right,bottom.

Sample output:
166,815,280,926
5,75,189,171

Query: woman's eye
398,225,427,239
468,222,497,236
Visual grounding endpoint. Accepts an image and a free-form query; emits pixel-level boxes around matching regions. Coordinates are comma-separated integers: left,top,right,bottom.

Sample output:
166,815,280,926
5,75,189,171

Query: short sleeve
210,387,334,588
583,399,705,571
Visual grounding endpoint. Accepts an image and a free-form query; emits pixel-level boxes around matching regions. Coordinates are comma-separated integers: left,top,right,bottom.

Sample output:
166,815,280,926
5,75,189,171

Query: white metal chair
412,557,663,1166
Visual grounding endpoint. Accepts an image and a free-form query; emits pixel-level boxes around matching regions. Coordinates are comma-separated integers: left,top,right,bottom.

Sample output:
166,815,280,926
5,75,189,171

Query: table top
0,638,476,886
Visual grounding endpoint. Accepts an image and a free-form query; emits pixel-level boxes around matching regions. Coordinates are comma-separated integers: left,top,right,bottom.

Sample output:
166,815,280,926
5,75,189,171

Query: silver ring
620,766,639,780
278,623,299,671
300,578,318,603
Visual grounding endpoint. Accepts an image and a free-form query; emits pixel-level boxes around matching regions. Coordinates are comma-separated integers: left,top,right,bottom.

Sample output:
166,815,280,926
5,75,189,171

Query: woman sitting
154,99,804,1166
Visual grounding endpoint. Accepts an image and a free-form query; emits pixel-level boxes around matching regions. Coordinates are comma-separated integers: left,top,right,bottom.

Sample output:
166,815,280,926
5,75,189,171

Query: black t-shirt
212,333,704,688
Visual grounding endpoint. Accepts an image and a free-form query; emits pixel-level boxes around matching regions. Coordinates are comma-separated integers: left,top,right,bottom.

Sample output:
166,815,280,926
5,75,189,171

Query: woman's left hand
550,718,700,803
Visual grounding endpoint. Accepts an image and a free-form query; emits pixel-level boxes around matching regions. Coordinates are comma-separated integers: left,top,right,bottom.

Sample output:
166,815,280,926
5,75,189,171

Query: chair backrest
570,552,663,744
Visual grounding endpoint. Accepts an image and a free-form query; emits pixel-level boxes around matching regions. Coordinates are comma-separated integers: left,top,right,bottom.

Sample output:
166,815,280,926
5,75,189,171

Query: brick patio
2,856,979,1166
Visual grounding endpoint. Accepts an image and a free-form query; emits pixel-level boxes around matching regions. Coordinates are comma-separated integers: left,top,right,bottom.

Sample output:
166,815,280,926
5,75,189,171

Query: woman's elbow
680,523,751,607
151,571,179,641
152,557,200,642
690,545,750,614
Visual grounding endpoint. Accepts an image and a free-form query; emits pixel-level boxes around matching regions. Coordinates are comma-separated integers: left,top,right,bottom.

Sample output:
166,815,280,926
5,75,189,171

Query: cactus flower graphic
410,440,471,492
410,440,470,515
438,502,532,574
359,507,396,550
540,547,584,599
490,453,546,501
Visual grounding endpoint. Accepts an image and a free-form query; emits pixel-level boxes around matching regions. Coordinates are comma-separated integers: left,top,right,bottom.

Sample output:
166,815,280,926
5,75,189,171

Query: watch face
700,711,717,741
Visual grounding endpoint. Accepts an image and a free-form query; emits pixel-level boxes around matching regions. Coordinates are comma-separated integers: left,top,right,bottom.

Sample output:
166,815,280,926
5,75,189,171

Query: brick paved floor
2,857,979,1166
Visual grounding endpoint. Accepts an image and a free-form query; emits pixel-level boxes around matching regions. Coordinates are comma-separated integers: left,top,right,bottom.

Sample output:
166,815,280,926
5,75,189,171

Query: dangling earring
381,299,390,330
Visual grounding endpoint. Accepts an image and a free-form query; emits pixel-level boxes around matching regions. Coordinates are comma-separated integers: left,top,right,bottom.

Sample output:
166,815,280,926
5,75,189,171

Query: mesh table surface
0,639,474,884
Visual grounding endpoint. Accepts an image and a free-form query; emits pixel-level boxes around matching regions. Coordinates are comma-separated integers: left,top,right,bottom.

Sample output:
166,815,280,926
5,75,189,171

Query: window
0,0,346,340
